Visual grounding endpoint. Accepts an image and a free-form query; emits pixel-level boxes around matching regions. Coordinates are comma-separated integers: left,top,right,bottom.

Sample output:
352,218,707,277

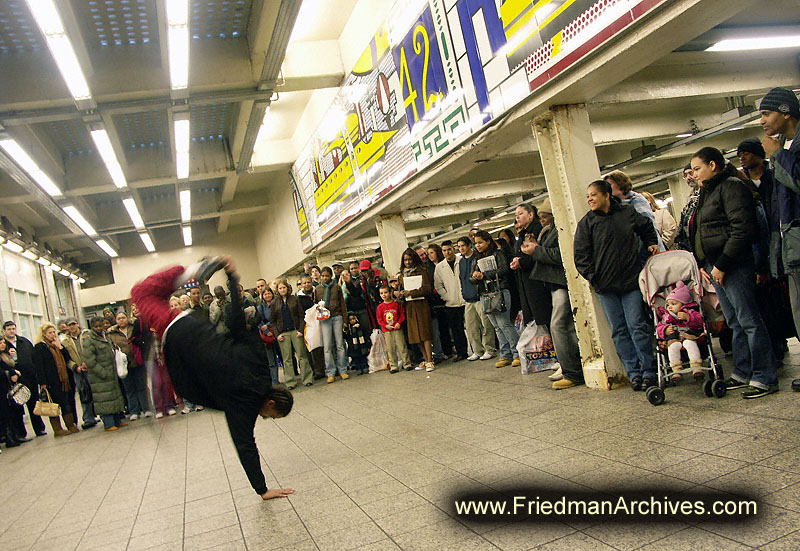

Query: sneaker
327,376,335,384
167,408,177,416
511,358,521,368
176,256,225,289
553,379,579,390
287,384,297,390
742,385,779,399
414,366,424,371
341,373,350,380
725,377,748,390
792,379,800,392
181,406,191,414
403,365,414,371
195,405,204,411
155,412,164,419
129,414,139,421
631,376,643,391
467,354,480,361
495,358,511,368
304,382,312,386
548,364,563,381
143,411,154,418
425,362,435,372
479,352,495,360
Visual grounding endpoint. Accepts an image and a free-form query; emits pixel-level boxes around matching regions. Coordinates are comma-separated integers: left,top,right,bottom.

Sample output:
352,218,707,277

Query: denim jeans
481,289,519,360
122,365,149,415
265,344,279,385
597,289,656,380
708,262,778,389
321,315,348,377
550,288,584,383
74,371,96,424
101,412,122,429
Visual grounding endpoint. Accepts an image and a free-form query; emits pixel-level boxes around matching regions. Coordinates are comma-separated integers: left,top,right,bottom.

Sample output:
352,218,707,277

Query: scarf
538,223,552,242
48,343,70,392
402,267,417,277
320,280,334,308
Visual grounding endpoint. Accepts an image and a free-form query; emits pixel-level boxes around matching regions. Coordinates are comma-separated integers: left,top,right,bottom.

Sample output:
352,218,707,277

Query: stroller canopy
638,250,702,306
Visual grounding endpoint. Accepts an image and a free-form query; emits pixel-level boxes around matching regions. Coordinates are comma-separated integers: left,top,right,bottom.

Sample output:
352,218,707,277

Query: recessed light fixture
63,205,98,236
139,232,156,253
707,35,800,52
95,239,118,258
166,0,189,90
179,189,191,222
174,119,190,179
675,133,694,138
0,138,62,197
122,198,146,229
2,241,24,254
90,129,127,189
182,225,192,246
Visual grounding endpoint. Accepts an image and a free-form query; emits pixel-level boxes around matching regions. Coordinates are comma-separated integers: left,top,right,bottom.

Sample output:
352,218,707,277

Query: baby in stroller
656,281,704,381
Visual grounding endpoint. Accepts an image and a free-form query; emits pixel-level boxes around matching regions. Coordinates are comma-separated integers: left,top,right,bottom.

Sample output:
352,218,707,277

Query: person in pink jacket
656,281,704,381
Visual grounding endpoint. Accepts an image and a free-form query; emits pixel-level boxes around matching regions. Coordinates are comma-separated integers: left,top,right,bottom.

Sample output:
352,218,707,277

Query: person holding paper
398,248,435,371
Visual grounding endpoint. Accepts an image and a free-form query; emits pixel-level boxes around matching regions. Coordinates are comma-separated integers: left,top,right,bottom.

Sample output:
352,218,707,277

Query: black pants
434,307,453,356
16,374,45,436
445,306,468,357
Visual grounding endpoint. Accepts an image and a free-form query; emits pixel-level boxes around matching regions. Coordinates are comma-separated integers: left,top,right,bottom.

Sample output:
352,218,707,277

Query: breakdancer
131,256,295,500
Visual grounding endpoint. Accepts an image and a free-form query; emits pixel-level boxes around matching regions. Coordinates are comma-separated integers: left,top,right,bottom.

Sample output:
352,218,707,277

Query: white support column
667,174,692,223
533,105,625,390
375,215,408,277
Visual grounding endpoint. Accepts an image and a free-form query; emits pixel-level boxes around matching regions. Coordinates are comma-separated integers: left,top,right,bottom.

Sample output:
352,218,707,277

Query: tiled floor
3,343,800,551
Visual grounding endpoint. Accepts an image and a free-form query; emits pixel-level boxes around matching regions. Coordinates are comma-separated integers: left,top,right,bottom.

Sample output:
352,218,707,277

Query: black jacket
163,271,272,495
4,335,37,386
469,247,512,294
32,342,74,405
514,222,552,324
530,224,567,288
574,198,659,294
691,170,756,272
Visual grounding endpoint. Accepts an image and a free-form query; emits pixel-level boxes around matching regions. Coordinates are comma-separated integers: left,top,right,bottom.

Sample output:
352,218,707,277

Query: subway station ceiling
0,0,798,277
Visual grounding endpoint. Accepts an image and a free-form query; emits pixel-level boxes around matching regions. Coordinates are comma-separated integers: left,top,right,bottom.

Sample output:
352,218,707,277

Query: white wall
254,183,306,279
79,228,265,308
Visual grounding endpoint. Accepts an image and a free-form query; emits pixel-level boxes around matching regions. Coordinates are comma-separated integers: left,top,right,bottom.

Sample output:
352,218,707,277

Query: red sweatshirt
376,300,405,332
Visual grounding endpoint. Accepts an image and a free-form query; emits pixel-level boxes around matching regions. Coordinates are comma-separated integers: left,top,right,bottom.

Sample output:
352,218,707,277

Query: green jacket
82,330,124,415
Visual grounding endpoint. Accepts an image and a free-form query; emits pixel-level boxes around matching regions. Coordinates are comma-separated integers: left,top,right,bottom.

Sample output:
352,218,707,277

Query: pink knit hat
666,281,691,304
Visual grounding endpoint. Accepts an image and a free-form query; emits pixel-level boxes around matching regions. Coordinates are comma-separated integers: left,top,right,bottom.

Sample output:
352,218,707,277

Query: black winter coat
469,247,512,294
574,198,659,294
530,224,567,288
4,336,37,387
691,170,756,271
515,223,552,324
33,342,74,405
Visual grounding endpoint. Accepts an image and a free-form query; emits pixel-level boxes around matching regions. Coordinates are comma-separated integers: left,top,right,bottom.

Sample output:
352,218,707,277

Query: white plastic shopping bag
516,322,557,374
303,305,322,350
367,329,389,372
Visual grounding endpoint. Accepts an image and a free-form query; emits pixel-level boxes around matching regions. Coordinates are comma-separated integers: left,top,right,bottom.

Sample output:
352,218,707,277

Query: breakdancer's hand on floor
261,488,296,500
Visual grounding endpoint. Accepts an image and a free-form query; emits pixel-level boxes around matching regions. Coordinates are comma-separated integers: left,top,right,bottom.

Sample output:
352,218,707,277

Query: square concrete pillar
375,214,407,277
668,174,693,222
532,105,625,390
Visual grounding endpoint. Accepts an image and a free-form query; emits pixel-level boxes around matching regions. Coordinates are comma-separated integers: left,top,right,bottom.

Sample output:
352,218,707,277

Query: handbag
114,345,128,378
33,387,61,417
482,257,506,314
77,372,93,403
259,325,276,346
8,382,31,405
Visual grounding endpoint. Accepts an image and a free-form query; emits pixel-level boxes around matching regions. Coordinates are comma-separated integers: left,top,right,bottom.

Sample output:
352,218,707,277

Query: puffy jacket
433,257,465,307
574,198,659,294
82,329,125,415
529,223,567,288
469,247,512,294
656,302,704,340
690,169,756,272
769,122,800,276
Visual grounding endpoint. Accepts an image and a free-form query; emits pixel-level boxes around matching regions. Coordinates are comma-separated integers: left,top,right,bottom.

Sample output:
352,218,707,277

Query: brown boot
63,413,79,434
49,417,69,437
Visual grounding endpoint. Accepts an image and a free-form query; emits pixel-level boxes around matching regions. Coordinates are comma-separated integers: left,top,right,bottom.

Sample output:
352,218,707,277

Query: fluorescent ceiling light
63,205,98,236
676,133,694,138
90,129,127,188
166,0,189,90
0,138,62,197
49,263,61,272
2,241,24,254
174,119,190,179
22,250,38,261
182,225,192,246
122,198,145,229
36,257,51,267
95,239,118,258
59,268,70,277
77,277,86,284
25,0,92,101
179,189,191,222
69,273,78,280
139,232,155,253
707,35,800,52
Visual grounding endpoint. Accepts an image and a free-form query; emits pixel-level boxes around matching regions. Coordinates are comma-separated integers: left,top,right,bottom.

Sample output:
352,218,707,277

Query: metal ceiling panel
75,0,158,48
190,0,252,40
36,119,95,157
0,0,46,55
190,102,233,142
115,109,170,150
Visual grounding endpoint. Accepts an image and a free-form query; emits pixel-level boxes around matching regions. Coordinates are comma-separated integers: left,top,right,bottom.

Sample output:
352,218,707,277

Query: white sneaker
195,405,204,411
467,353,480,361
155,412,164,419
143,411,154,418
548,364,563,381
181,407,191,414
167,408,177,416
479,352,495,360
129,414,139,421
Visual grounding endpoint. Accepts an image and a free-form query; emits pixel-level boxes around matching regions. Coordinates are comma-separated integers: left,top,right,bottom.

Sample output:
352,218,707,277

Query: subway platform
2,344,800,551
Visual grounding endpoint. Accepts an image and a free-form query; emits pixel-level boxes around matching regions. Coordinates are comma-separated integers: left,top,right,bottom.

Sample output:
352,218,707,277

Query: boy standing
376,286,411,373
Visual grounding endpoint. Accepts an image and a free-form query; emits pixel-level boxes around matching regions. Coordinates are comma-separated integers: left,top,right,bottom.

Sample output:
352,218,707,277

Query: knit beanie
759,87,800,119
736,137,766,158
539,198,552,215
666,281,691,305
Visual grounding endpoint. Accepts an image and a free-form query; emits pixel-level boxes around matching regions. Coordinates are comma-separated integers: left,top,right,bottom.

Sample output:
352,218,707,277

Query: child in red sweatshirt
376,286,412,373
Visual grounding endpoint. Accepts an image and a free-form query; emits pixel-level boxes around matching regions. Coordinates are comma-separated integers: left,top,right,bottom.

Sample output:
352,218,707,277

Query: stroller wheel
711,379,727,398
703,379,714,398
646,386,665,406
